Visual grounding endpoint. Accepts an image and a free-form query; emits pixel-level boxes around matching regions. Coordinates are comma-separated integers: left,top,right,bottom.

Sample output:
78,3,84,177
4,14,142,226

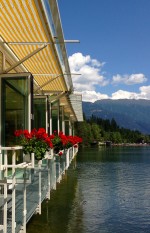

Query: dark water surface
27,146,150,233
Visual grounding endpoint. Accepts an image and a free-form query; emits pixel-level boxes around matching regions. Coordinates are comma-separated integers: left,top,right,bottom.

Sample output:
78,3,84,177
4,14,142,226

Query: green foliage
91,123,101,140
75,116,150,146
52,135,63,151
74,122,91,146
18,136,49,160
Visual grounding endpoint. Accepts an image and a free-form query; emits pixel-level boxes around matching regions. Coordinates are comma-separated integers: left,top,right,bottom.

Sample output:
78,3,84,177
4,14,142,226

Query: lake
27,146,150,233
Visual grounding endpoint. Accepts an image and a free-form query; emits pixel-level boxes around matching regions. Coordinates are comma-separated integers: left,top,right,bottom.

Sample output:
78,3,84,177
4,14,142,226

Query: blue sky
58,0,150,102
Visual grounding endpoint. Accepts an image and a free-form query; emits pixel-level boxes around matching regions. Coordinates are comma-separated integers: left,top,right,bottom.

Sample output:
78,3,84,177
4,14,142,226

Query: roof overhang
68,94,83,122
0,0,72,93
0,0,83,122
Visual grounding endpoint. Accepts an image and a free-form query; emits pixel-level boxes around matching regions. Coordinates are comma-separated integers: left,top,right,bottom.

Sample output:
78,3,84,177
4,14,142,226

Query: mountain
82,99,150,134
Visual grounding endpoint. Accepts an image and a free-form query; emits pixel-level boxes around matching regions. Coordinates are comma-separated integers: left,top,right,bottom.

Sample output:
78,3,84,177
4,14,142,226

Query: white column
53,158,56,190
28,76,32,132
46,97,48,133
38,161,42,215
12,150,16,233
23,168,27,233
3,151,7,233
4,182,7,233
57,101,60,133
50,102,52,135
66,149,70,169
47,159,51,200
62,106,65,134
69,119,72,136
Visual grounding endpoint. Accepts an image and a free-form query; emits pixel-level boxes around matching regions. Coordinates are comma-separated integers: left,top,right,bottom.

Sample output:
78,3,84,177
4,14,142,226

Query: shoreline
97,142,150,147
111,143,150,147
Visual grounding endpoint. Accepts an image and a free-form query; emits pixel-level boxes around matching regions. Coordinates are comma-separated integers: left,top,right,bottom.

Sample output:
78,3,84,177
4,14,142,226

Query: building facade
0,1,83,232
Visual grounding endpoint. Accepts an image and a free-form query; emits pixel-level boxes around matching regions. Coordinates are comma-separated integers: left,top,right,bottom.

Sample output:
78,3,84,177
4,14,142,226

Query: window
34,97,47,130
1,74,33,146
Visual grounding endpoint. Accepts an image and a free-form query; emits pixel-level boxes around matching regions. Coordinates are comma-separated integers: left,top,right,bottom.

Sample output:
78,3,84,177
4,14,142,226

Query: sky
58,0,150,102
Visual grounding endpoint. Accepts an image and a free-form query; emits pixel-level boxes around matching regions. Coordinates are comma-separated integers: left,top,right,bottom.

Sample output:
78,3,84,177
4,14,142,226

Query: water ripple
76,147,150,233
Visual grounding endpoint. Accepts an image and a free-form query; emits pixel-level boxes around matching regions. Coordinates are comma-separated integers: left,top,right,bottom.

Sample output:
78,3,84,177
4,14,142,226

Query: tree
91,123,101,141
75,116,150,146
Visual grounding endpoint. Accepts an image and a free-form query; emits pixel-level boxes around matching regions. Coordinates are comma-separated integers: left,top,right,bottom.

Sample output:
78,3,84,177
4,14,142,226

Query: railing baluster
3,177,7,233
38,161,42,215
23,168,27,233
12,150,16,233
0,145,78,232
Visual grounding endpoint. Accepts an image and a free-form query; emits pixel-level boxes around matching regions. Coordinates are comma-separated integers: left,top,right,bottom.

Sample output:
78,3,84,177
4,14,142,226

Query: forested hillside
75,116,150,147
82,99,150,134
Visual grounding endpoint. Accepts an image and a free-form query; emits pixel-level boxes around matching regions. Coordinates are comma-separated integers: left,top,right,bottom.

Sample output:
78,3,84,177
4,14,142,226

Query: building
0,1,83,232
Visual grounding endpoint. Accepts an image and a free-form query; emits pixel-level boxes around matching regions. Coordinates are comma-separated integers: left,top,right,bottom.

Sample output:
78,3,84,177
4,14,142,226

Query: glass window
51,101,59,133
34,97,46,129
64,114,69,135
52,109,58,133
1,76,30,146
65,120,69,136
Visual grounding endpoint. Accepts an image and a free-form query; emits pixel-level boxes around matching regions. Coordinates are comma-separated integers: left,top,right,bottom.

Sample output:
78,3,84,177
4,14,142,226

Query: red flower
45,137,53,148
14,129,23,137
23,130,31,139
58,151,63,156
14,128,82,155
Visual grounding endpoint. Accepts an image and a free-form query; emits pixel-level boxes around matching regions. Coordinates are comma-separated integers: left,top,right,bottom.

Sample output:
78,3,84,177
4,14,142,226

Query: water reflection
27,146,150,233
27,159,84,233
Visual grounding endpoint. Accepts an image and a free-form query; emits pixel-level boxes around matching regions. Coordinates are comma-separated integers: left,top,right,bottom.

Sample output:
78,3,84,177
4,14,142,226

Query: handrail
0,146,23,150
0,146,78,232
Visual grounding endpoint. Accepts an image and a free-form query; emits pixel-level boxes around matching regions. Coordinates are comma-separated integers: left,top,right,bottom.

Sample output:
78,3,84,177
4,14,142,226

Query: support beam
2,53,5,71
1,45,47,74
34,74,63,93
2,40,80,45
34,73,80,93
51,92,67,104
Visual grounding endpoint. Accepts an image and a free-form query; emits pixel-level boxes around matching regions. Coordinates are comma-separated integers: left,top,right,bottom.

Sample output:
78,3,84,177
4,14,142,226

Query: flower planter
23,153,31,163
14,128,82,165
44,151,53,159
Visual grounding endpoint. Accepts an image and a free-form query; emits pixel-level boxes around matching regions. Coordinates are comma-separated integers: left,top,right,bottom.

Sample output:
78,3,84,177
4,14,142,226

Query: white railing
0,145,78,233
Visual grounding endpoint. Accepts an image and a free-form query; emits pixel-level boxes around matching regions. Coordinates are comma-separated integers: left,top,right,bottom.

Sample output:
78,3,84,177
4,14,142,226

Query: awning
0,0,83,122
68,94,83,122
0,0,72,93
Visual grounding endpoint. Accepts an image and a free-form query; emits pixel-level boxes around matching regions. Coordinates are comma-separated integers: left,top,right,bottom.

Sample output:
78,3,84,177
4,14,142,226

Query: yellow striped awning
0,0,72,93
0,0,83,122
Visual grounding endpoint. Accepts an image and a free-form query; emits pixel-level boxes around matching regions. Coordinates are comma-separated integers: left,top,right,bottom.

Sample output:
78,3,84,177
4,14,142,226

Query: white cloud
111,90,139,99
79,90,109,102
77,85,150,102
69,53,108,92
69,53,91,70
111,85,150,100
112,73,147,85
69,52,149,102
139,85,150,99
